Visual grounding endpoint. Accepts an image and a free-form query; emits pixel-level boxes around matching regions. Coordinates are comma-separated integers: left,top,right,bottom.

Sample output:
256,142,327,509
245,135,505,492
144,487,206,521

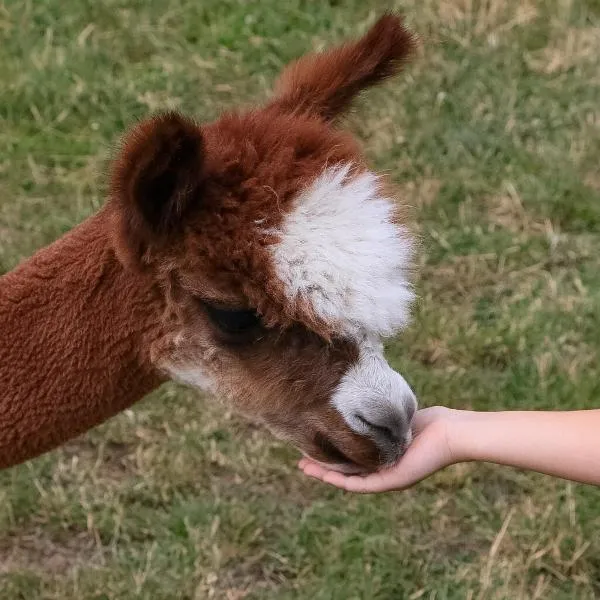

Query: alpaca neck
0,209,165,468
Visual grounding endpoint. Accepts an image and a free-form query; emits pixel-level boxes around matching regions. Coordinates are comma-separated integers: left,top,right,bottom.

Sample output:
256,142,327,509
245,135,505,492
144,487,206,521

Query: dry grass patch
434,0,538,42
487,188,548,234
526,27,600,74
584,171,600,191
0,528,104,575
398,178,442,210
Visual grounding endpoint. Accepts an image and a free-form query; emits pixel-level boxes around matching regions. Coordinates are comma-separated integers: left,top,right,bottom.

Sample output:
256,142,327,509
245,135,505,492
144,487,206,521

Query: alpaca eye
203,303,262,337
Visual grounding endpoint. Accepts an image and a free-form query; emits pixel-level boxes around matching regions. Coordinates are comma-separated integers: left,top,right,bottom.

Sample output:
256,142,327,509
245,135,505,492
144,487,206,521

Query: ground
1,0,600,598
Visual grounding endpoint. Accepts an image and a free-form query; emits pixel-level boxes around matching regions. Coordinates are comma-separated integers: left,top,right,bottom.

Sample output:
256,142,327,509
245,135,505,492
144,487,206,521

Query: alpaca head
109,14,418,473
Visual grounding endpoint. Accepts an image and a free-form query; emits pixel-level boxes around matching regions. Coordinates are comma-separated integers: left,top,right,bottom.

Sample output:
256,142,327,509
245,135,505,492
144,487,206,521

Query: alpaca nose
355,407,412,445
331,344,418,465
353,392,416,460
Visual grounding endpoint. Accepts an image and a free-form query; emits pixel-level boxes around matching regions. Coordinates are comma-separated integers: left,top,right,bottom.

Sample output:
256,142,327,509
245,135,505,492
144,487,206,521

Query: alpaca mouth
311,433,372,474
306,454,368,475
306,431,410,475
314,432,357,464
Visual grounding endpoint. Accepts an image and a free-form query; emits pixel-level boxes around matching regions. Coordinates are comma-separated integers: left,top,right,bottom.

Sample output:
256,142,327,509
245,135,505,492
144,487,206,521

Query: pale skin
299,407,600,493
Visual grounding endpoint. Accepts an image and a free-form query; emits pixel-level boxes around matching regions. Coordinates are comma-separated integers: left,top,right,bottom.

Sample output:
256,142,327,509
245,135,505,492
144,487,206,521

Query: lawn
1,0,600,598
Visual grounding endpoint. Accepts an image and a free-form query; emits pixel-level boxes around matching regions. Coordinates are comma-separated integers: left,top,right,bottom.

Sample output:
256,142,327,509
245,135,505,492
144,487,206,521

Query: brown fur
0,14,415,471
272,13,416,121
0,210,164,467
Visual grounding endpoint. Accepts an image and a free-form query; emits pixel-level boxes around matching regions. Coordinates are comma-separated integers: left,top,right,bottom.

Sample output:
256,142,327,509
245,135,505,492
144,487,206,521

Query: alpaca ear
271,14,416,121
110,112,205,263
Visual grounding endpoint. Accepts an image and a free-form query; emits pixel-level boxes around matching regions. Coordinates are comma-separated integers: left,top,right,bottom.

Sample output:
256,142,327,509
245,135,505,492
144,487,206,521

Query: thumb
412,406,450,435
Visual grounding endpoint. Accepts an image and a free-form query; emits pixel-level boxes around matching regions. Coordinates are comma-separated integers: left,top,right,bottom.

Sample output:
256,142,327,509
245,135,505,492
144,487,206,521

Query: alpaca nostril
354,414,402,445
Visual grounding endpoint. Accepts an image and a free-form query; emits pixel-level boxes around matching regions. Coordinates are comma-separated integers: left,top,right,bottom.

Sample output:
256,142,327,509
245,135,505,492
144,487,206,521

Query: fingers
301,461,356,490
298,459,406,493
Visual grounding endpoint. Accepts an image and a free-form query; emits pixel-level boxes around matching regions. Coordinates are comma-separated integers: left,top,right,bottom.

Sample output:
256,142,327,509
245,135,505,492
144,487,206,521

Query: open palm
299,407,458,493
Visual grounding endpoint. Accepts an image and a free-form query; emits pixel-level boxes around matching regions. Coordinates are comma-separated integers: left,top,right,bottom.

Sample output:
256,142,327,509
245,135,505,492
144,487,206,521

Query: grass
1,0,600,597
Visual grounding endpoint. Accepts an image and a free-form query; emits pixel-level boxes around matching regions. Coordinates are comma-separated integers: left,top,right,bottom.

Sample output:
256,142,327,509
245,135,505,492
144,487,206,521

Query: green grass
1,0,600,598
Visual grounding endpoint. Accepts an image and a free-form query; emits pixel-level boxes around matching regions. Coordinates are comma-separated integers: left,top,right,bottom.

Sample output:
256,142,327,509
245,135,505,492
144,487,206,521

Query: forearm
450,410,600,485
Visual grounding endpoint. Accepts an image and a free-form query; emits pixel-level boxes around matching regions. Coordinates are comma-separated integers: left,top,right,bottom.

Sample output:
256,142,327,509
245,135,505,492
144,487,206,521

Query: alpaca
0,14,418,473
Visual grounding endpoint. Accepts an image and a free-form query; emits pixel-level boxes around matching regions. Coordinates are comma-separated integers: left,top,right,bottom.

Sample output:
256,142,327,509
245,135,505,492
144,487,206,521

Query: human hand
298,406,462,493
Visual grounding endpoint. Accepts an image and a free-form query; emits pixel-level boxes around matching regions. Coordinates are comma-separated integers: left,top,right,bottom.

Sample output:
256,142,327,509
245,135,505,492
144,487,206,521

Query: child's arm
299,407,600,493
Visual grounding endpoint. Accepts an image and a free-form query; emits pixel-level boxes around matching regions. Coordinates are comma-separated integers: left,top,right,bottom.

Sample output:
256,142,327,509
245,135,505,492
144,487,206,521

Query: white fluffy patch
332,337,416,442
268,164,414,338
